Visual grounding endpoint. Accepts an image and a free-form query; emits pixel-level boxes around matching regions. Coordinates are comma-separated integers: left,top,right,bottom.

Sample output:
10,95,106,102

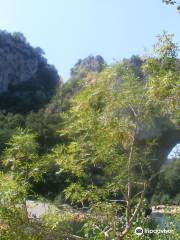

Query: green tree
0,172,62,240
0,173,30,239
2,129,47,225
50,32,180,239
52,60,157,239
143,32,180,122
3,129,43,183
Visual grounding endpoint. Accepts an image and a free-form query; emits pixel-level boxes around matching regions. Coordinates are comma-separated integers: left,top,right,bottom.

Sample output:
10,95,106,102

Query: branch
130,175,146,222
128,104,138,118
67,234,85,239
109,199,127,203
129,190,144,224
117,189,145,239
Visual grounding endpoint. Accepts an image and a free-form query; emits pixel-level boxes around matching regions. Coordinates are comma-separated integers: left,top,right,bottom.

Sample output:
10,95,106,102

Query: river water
151,212,180,231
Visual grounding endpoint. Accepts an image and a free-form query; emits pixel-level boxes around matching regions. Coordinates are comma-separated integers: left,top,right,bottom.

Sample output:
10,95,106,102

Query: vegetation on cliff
0,29,179,240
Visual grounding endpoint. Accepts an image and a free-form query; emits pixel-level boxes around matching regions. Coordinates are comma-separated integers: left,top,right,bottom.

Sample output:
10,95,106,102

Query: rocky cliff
0,30,60,113
70,55,105,78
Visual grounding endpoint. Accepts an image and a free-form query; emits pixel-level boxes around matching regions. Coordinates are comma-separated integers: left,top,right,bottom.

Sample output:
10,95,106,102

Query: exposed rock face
0,30,60,113
135,116,180,196
0,30,58,93
70,55,105,78
60,55,106,110
123,55,144,79
136,118,172,140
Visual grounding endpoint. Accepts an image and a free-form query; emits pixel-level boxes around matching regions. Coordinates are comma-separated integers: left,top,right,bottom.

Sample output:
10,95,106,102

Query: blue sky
0,0,179,80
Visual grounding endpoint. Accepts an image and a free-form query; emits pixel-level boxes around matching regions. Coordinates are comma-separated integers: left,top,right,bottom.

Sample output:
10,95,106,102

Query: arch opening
167,143,180,160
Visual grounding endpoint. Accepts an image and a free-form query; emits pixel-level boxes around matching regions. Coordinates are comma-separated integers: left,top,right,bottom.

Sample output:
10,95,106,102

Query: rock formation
0,30,60,113
70,55,105,78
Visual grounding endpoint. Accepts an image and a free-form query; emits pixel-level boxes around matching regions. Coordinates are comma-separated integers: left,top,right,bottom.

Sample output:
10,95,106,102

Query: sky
168,144,180,159
0,0,179,80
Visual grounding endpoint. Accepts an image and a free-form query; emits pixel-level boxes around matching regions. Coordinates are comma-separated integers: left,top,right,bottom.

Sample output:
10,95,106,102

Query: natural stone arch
136,117,180,197
136,117,180,168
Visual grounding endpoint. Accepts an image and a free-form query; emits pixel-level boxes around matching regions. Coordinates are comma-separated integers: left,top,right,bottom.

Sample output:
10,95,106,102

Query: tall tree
51,32,180,239
53,60,156,239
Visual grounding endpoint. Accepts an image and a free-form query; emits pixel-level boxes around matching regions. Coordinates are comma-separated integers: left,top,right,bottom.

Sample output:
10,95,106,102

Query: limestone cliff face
0,30,58,93
70,55,105,78
0,30,60,113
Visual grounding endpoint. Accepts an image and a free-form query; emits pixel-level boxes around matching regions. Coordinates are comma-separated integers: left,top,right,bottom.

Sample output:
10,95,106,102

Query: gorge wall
0,30,60,113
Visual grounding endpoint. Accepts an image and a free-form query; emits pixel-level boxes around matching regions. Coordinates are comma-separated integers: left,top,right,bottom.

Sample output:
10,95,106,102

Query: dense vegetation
0,31,179,239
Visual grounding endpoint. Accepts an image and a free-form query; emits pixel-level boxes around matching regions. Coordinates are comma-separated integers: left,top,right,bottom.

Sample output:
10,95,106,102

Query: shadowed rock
0,30,60,113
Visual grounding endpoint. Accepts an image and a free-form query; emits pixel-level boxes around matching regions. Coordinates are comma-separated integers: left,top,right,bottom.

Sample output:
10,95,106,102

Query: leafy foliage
2,129,44,183
0,31,179,239
50,55,164,238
